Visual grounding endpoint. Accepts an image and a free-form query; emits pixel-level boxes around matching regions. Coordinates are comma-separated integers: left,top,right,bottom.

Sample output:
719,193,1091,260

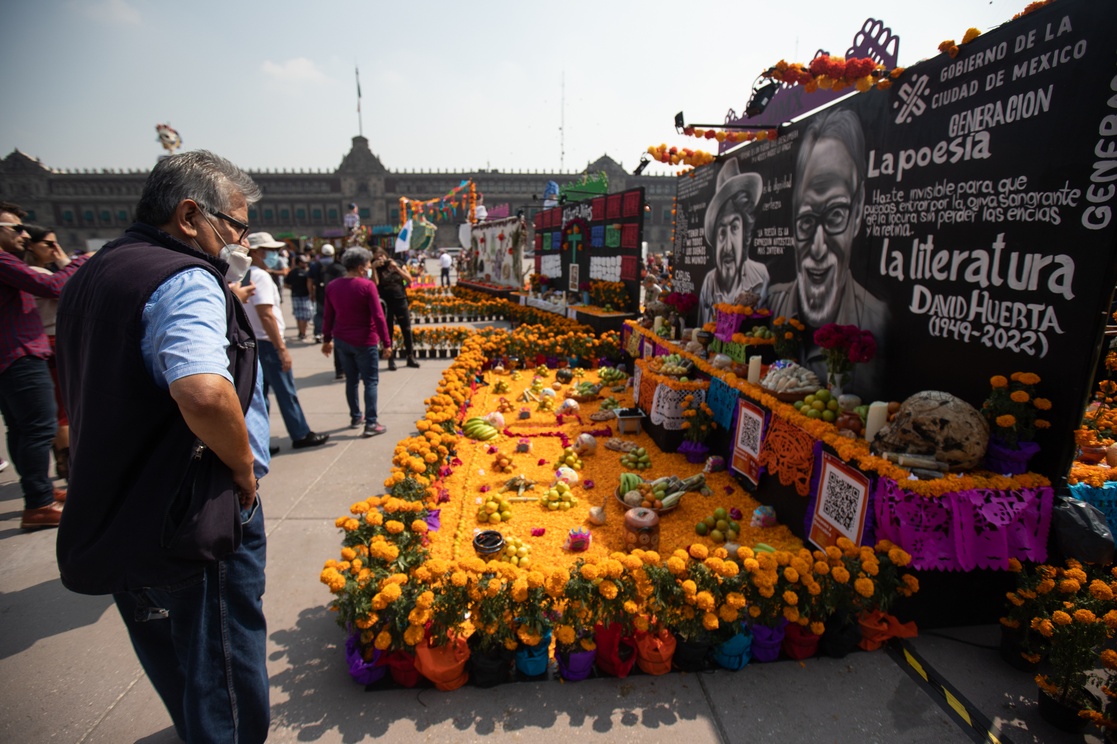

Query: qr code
820,471,859,532
736,413,761,453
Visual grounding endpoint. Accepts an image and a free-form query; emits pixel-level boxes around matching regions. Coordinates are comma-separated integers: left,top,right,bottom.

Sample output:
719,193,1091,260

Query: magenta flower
729,507,743,521
724,485,735,494
451,457,463,467
437,490,451,504
479,485,491,493
486,445,498,454
583,479,595,489
538,458,548,466
531,528,546,537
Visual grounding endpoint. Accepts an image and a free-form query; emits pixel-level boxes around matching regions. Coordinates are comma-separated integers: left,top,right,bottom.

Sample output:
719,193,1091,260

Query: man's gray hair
135,150,261,227
341,247,372,270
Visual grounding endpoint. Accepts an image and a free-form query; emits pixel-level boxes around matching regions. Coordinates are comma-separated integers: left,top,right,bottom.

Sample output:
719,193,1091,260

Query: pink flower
729,507,743,520
437,490,451,504
724,485,735,494
531,528,546,537
583,480,595,489
486,445,498,454
451,457,463,466
479,485,491,493
538,458,548,466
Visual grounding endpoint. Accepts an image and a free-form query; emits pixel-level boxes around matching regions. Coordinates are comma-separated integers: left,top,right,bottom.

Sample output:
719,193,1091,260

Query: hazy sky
2,0,1023,176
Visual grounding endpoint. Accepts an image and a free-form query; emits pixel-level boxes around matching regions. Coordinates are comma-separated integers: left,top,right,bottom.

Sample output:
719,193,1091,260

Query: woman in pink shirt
321,248,391,437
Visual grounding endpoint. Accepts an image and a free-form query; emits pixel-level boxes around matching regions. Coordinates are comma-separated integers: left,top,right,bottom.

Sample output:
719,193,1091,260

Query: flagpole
355,65,363,137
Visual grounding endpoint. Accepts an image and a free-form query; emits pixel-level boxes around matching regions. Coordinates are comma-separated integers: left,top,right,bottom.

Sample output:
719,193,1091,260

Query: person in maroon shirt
0,200,85,529
320,247,391,437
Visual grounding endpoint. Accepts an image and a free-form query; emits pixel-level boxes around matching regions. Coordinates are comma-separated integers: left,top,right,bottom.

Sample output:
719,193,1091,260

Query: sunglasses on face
0,223,27,233
207,209,250,243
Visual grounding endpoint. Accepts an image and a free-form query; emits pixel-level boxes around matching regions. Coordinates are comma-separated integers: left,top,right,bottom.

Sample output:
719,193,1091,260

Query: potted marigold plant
678,394,715,464
738,546,792,662
464,564,519,688
1029,559,1115,733
552,594,600,681
412,562,472,691
998,558,1057,672
981,371,1051,474
771,315,806,360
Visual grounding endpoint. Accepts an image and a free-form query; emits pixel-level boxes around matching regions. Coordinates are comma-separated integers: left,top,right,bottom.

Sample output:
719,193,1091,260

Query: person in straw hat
697,158,767,327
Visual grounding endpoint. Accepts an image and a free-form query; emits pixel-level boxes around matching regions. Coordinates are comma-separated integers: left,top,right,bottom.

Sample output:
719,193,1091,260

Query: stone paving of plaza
0,267,1095,743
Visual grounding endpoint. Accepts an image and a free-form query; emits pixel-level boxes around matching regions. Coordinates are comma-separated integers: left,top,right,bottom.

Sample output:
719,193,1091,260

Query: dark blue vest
55,223,257,594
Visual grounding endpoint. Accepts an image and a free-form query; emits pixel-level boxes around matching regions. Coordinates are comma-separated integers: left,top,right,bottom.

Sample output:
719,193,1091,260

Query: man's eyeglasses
0,222,27,234
794,203,852,241
207,208,250,243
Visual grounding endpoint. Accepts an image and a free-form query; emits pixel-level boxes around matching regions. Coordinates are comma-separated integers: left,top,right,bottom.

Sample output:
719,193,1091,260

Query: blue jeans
333,339,379,423
114,498,269,744
0,356,57,508
256,341,310,441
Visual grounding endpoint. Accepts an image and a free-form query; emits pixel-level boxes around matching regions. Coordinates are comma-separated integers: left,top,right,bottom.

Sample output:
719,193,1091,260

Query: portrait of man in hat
697,158,767,327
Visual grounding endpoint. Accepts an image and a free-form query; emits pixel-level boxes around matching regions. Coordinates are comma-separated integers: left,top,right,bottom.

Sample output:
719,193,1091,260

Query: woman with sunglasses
23,225,73,481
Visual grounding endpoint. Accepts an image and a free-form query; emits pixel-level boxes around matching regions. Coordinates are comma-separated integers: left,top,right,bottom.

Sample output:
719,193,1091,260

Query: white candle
747,355,762,385
653,316,665,333
865,401,889,442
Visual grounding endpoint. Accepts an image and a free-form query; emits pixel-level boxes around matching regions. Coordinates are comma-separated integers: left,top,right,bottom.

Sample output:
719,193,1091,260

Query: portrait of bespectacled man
767,107,888,396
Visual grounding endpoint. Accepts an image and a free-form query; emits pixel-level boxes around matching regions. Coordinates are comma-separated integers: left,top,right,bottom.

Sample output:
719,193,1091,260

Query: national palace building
0,136,676,253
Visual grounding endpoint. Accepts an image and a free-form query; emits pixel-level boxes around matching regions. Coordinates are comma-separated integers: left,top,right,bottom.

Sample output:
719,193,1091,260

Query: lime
716,519,729,532
827,399,840,412
793,400,804,410
803,395,816,406
710,529,725,543
696,522,709,536
806,408,822,419
822,410,837,423
714,507,728,520
811,400,826,411
704,516,717,529
816,389,831,403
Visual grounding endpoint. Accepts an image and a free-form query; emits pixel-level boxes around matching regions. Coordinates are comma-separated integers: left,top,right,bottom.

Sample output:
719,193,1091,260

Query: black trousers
384,294,414,357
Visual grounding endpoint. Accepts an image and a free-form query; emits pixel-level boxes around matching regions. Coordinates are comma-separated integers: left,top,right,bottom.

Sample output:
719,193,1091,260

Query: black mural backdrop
673,0,1117,478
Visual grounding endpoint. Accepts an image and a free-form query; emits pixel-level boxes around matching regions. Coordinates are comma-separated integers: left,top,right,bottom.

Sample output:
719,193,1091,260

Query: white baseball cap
320,244,335,256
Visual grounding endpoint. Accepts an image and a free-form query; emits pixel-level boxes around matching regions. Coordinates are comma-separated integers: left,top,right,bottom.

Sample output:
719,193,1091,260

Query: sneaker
361,422,387,438
297,333,306,341
314,334,323,343
0,457,7,473
269,444,281,456
292,432,330,449
21,503,63,531
350,415,365,429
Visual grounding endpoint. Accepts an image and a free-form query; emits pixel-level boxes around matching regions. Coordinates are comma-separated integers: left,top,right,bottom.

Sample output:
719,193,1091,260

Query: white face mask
196,210,252,283
220,244,252,283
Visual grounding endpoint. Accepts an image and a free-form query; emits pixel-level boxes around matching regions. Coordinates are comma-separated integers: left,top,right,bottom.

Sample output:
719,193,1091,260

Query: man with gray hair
56,150,272,742
767,107,888,396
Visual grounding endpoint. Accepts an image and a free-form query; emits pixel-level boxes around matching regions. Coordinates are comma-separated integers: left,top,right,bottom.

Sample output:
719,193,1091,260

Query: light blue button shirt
140,268,271,480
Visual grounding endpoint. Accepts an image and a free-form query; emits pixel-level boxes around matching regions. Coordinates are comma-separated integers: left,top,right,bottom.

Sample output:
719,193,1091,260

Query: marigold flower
1052,610,1072,625
854,578,875,598
990,375,1008,388
995,414,1016,428
598,580,619,600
